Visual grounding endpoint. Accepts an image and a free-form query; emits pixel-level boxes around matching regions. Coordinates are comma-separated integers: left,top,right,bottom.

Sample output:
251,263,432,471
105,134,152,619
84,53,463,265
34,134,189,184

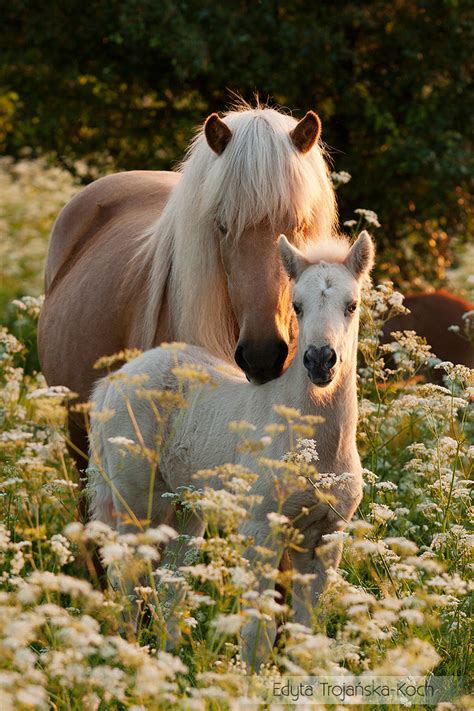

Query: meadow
0,158,472,709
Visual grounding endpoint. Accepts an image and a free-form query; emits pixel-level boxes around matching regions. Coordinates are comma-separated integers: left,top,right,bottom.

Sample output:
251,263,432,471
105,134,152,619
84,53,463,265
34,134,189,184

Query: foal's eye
293,302,303,317
345,301,358,316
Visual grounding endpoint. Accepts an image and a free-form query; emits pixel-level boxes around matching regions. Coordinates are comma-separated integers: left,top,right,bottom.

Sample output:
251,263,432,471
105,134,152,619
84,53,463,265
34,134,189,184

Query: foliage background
1,0,473,288
0,4,473,706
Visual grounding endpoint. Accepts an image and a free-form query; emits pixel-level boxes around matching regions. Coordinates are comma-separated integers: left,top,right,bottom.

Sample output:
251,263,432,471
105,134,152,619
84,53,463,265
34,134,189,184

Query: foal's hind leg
156,509,206,648
104,468,180,624
110,472,207,645
238,519,285,671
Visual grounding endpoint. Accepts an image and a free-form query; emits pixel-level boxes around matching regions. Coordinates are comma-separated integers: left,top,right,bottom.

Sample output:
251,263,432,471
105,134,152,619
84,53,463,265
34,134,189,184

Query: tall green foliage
1,0,472,285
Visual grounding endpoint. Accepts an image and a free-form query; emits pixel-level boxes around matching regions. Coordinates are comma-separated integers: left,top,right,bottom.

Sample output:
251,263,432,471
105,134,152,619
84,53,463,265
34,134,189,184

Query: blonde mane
137,102,337,358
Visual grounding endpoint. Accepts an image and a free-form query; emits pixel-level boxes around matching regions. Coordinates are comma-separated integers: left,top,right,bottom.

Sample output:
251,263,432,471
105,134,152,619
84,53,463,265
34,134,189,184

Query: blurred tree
1,0,472,286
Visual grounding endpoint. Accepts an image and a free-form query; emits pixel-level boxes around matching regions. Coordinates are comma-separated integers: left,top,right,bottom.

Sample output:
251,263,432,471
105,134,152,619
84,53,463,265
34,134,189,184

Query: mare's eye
345,301,358,316
216,221,227,235
293,302,303,317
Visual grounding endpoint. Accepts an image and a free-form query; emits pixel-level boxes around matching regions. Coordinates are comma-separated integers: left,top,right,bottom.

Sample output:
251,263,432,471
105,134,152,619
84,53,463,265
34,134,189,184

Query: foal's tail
88,378,116,527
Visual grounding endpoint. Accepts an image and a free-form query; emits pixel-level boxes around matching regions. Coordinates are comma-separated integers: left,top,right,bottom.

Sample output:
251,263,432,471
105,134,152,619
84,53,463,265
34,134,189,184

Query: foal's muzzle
303,345,338,386
235,338,288,384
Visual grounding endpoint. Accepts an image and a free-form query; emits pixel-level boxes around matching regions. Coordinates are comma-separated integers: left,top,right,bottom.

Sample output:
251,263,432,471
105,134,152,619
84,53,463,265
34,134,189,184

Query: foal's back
89,344,249,523
91,345,246,458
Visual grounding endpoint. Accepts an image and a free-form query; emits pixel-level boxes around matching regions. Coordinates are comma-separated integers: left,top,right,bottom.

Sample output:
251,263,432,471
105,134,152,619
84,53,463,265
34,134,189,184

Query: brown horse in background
38,103,337,486
383,289,473,368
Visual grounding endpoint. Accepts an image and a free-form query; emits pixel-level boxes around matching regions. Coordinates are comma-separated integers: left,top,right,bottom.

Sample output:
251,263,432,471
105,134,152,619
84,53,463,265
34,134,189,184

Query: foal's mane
136,101,337,358
303,235,352,265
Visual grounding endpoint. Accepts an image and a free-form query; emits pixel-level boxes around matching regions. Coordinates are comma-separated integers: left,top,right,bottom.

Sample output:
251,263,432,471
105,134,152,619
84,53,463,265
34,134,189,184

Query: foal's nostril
326,348,337,370
303,345,317,369
303,345,337,374
319,346,337,371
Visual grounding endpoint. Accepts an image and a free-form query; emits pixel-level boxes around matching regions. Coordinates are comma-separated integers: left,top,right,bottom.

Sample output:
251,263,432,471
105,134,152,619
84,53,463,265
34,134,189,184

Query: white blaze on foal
89,230,374,668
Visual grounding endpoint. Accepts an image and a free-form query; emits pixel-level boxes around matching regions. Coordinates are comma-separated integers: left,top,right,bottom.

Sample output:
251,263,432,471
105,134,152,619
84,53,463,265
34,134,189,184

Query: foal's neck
272,339,359,469
274,337,359,445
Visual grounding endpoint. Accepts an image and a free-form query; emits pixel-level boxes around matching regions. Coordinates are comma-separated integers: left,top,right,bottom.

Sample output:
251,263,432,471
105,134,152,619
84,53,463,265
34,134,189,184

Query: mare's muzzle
303,344,337,386
235,338,288,384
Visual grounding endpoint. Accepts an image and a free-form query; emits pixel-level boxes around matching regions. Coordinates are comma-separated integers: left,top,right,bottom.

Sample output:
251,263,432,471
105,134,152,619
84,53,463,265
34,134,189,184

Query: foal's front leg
289,480,362,627
291,533,344,628
289,500,355,627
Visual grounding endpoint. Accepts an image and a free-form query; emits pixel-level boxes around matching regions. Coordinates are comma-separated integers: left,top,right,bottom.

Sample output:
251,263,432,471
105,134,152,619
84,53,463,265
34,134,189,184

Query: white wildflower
266,512,290,526
100,543,131,566
27,385,72,399
354,208,381,227
107,436,135,446
50,534,74,566
331,170,352,187
212,614,244,635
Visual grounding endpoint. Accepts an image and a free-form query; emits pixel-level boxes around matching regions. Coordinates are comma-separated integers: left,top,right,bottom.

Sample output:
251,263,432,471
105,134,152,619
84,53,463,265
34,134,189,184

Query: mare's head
197,104,336,383
278,231,375,387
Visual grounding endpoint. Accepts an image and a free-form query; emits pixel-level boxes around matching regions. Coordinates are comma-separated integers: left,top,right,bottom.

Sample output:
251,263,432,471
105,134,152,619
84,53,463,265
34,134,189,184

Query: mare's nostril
235,338,290,382
272,340,289,370
235,344,249,372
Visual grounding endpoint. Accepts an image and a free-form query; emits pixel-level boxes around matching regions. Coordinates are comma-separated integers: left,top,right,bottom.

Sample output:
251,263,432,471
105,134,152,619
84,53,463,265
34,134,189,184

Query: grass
0,158,472,709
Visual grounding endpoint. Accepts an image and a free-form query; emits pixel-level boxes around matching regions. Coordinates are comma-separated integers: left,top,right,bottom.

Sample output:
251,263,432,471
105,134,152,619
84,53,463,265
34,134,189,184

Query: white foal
89,230,374,668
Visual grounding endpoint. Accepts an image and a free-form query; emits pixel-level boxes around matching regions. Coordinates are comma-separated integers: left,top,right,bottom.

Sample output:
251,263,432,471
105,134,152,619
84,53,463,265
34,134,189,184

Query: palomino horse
89,230,374,668
38,102,336,477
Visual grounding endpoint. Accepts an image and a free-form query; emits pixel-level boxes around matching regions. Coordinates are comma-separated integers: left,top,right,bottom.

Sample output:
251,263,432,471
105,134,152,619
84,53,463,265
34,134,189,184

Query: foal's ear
344,230,375,279
290,111,322,153
204,113,232,155
278,235,310,280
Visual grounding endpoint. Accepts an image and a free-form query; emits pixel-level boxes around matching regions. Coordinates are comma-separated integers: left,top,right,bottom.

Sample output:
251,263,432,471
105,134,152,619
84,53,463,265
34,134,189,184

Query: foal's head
201,105,336,384
278,232,375,387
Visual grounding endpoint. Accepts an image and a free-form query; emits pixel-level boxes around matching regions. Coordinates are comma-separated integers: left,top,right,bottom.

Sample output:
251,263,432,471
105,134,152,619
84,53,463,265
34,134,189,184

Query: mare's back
45,170,179,291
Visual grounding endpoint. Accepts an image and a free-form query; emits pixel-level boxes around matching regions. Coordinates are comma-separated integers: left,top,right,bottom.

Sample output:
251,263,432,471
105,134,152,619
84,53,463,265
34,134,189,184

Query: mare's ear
204,113,232,155
290,111,321,153
344,230,375,279
278,235,310,281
